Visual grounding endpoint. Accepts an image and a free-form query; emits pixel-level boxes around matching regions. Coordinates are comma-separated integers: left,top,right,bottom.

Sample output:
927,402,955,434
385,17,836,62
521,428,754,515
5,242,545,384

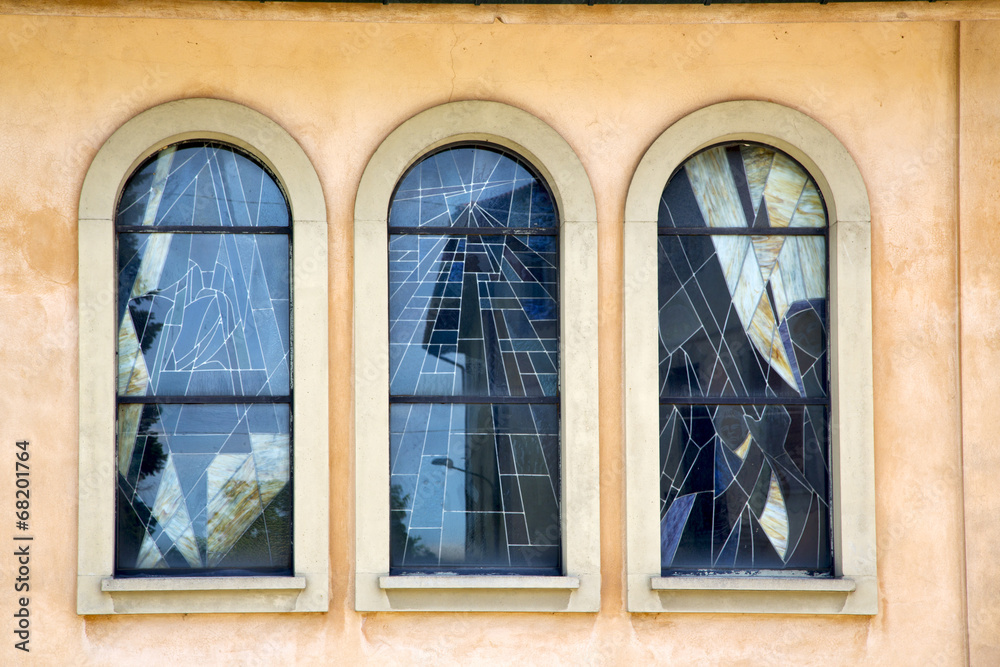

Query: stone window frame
78,98,329,614
354,100,600,612
623,100,877,614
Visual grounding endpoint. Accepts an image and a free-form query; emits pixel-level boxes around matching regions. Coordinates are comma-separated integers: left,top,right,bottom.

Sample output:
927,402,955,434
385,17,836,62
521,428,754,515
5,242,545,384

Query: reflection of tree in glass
118,407,169,569
118,233,165,355
116,485,153,569
389,484,432,561
130,293,163,354
117,239,165,481
136,405,167,482
117,234,141,324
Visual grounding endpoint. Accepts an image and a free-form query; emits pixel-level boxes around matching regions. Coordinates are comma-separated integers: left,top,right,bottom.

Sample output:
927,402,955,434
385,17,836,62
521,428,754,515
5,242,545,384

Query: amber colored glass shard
759,471,790,560
789,180,826,228
762,153,808,228
117,314,149,397
740,144,773,217
686,147,749,229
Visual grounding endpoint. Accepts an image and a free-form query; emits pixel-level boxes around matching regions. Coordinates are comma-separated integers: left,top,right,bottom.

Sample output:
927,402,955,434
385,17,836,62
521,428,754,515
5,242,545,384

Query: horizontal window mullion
657,226,826,236
390,394,559,405
116,395,291,404
659,396,828,406
116,226,290,234
388,226,558,236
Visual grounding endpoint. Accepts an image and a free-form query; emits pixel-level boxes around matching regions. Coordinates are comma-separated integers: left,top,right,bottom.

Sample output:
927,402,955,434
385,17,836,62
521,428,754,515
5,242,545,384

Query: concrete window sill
101,576,308,592
650,576,856,593
379,575,581,590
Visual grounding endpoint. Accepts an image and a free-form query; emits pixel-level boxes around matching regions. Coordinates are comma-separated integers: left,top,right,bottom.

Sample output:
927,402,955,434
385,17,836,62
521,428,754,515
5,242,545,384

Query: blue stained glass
389,403,560,573
389,147,556,229
118,233,289,397
117,143,289,228
389,234,558,398
116,403,291,574
389,144,561,574
115,142,292,576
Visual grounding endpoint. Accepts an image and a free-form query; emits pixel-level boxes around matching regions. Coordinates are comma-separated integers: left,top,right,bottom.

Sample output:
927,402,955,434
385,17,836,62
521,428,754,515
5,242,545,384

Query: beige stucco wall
959,20,1000,667
0,1,993,663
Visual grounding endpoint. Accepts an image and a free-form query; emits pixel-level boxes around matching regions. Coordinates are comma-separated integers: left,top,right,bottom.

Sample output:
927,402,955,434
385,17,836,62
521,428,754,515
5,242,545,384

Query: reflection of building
392,150,560,572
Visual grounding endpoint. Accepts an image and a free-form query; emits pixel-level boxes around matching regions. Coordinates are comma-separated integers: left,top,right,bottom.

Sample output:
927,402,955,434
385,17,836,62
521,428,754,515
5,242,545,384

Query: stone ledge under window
650,576,856,593
379,575,581,590
101,576,308,592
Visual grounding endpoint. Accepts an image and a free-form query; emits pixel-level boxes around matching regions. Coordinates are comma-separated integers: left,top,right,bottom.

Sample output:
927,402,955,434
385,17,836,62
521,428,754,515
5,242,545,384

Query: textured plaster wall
0,1,987,664
959,21,1000,667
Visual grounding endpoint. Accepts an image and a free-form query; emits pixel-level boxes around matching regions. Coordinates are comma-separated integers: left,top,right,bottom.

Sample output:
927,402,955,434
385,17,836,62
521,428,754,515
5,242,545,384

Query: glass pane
658,144,827,230
389,403,560,573
116,403,291,574
659,404,831,573
658,234,827,399
117,143,289,228
118,233,290,397
389,146,556,229
389,234,558,398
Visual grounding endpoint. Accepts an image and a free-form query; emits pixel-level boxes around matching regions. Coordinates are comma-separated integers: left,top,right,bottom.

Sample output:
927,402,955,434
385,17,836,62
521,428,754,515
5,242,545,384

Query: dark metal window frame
657,141,834,577
113,140,295,578
387,141,563,575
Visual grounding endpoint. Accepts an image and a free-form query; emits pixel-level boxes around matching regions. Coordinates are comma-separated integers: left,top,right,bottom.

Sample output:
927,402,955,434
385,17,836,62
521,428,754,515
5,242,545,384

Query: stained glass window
388,145,561,574
657,143,832,574
115,142,292,575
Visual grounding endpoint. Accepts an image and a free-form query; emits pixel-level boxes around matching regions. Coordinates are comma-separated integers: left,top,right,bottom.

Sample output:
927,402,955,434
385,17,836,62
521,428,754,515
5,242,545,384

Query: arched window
624,101,875,614
656,143,831,574
78,99,328,614
387,144,561,574
115,141,293,575
355,101,599,612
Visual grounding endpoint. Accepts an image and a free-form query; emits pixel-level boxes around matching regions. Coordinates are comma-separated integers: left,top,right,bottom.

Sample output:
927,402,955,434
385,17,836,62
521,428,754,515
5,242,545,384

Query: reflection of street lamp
431,457,497,508
430,457,495,492
431,454,500,562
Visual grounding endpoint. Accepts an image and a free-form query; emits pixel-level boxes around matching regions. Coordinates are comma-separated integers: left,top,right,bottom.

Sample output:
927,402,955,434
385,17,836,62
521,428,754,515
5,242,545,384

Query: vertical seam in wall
612,209,625,614
954,19,971,667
